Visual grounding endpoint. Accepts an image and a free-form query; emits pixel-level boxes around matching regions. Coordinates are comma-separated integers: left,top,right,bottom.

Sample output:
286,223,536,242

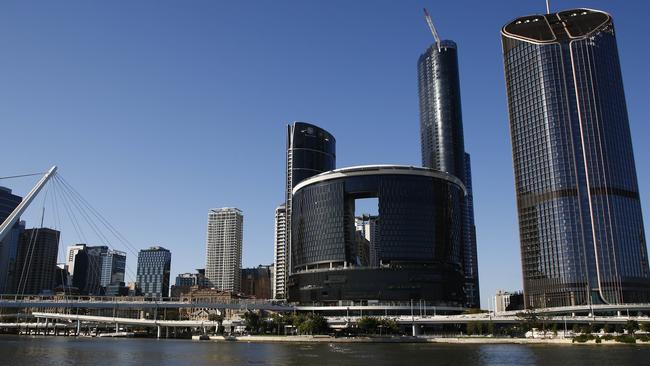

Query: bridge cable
53,175,138,284
0,172,45,180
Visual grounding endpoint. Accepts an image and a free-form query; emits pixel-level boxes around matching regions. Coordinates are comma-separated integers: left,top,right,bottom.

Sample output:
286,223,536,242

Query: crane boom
0,165,57,243
423,8,441,51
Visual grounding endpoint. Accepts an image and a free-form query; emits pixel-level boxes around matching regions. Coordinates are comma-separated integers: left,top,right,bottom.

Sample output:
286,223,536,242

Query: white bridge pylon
0,165,57,243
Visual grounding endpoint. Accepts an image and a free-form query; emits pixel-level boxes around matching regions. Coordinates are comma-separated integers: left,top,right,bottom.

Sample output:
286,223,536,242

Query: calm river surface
1,335,649,366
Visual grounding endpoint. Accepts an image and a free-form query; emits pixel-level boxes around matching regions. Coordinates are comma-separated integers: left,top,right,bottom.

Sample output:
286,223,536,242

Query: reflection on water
0,335,648,366
478,345,537,366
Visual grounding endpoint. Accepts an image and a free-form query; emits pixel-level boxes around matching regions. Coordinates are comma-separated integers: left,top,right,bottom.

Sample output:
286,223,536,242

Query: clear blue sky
2,1,648,307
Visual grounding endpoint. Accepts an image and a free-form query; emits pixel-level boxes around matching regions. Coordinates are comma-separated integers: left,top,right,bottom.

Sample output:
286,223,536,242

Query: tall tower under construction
418,9,480,308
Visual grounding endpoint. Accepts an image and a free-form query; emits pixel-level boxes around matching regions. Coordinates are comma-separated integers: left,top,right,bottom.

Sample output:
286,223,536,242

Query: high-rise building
175,270,205,287
418,35,480,307
284,122,336,299
136,246,171,299
501,8,650,307
272,203,287,299
14,228,60,295
65,244,86,279
205,208,243,292
100,249,126,288
69,245,109,295
462,153,479,307
241,265,273,299
0,187,23,294
355,215,380,268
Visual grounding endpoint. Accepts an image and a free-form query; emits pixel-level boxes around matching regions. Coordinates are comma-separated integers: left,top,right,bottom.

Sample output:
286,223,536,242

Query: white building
355,215,380,267
272,204,287,299
205,207,243,292
495,289,513,313
65,244,86,278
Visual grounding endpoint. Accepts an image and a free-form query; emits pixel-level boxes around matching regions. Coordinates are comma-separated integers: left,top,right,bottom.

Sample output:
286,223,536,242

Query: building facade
418,39,480,308
502,8,650,307
14,228,60,295
205,208,243,292
284,122,336,300
100,249,126,288
241,265,273,299
136,246,171,299
289,165,466,304
272,203,287,299
0,187,23,294
355,215,380,268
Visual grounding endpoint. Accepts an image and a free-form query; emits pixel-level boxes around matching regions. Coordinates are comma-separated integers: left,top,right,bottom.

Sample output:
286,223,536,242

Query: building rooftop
502,8,611,43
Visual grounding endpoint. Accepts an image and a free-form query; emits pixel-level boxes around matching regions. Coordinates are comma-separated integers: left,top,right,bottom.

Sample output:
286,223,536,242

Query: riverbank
192,335,582,344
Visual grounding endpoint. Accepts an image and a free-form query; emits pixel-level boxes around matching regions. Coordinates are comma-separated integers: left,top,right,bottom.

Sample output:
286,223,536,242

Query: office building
136,246,171,299
501,8,650,307
65,244,87,279
175,270,205,287
14,228,60,295
100,249,126,288
241,265,273,299
0,187,22,294
418,32,480,308
70,245,108,295
272,203,287,299
284,122,336,298
289,165,466,304
355,215,380,268
205,208,243,292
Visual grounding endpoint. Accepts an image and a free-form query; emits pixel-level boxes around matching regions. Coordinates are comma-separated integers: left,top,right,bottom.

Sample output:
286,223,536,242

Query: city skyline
2,1,649,307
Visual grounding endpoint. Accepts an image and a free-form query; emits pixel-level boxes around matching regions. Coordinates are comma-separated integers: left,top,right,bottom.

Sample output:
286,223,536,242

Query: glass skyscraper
283,122,335,299
0,187,22,294
136,246,171,299
502,8,650,307
418,40,480,308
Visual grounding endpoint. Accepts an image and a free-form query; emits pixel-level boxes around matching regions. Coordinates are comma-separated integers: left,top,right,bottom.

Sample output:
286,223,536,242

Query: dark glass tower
418,41,480,308
0,187,22,294
502,9,650,308
283,122,336,299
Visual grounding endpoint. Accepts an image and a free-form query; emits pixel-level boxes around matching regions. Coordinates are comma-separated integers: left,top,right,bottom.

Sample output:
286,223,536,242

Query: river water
1,335,648,365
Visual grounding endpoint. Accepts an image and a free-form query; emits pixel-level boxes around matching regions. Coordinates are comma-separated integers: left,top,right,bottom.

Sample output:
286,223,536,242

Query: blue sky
2,1,648,307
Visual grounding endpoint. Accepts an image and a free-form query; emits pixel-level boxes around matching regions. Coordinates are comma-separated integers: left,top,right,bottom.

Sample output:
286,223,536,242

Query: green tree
590,323,601,334
516,310,540,331
378,318,400,335
466,322,476,335
243,311,261,334
640,322,650,333
572,323,581,334
487,322,496,335
357,316,379,335
626,320,639,335
603,323,614,333
298,313,329,335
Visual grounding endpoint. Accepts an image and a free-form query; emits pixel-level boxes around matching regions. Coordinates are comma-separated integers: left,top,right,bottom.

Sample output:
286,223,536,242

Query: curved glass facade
502,9,650,307
418,40,480,307
282,122,336,300
288,166,465,305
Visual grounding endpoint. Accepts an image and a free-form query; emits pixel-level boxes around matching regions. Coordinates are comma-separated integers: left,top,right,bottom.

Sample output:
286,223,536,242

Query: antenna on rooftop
546,0,551,14
423,8,442,52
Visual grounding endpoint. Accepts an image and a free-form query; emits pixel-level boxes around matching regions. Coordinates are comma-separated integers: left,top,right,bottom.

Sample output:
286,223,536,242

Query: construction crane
423,8,442,51
0,166,57,243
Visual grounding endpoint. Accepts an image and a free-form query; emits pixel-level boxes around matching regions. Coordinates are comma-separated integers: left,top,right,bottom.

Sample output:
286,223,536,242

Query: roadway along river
1,335,649,365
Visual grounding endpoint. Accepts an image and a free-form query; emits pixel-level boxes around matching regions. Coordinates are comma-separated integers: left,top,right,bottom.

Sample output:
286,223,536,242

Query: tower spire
546,0,551,14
